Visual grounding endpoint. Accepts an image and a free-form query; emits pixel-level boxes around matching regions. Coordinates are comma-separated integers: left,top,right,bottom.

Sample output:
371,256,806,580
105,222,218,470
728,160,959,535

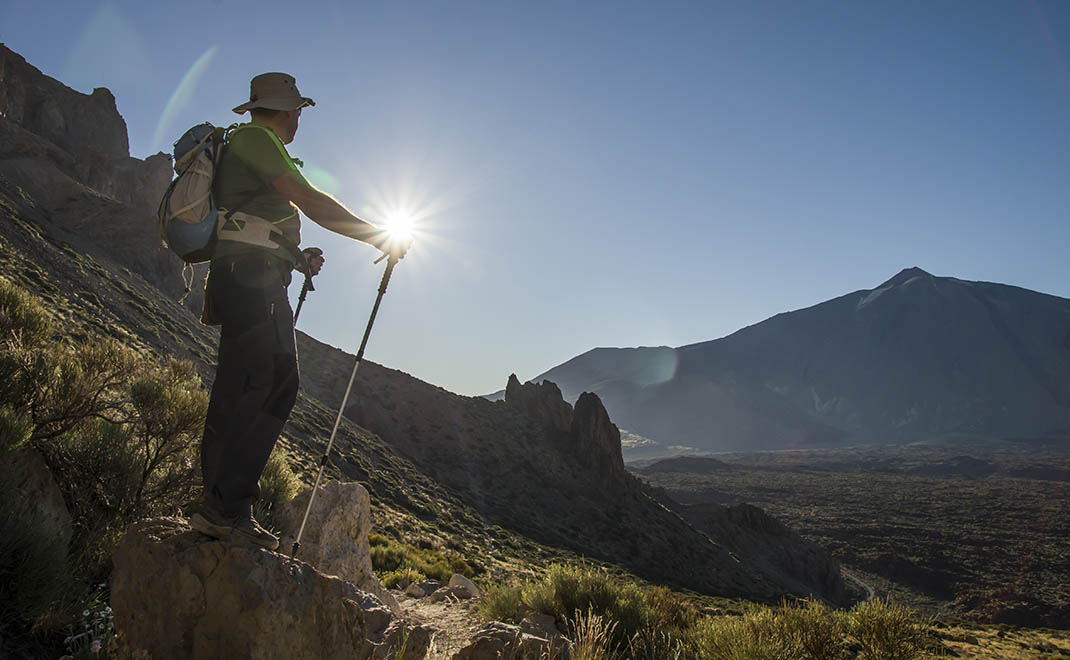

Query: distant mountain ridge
526,267,1070,454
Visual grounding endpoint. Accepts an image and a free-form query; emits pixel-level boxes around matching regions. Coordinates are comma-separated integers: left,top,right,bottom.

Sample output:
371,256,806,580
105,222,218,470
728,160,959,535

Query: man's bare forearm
272,173,385,246
295,189,383,244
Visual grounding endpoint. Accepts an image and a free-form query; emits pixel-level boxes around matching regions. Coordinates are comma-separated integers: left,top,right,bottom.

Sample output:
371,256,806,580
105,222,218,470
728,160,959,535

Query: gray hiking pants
200,252,298,520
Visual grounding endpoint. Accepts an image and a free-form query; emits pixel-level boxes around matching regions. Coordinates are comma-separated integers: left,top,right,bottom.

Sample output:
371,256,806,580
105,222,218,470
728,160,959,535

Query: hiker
188,72,409,550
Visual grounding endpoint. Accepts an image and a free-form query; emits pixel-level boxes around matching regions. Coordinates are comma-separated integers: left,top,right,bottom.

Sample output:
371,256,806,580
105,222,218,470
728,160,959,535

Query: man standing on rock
188,72,409,550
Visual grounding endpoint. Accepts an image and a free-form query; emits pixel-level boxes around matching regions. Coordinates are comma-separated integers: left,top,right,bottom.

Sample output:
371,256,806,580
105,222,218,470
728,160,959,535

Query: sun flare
383,211,415,244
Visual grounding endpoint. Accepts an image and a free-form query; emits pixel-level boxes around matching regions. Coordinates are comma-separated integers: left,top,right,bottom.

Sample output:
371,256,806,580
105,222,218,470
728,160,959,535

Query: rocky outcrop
111,517,430,660
0,46,127,161
506,376,628,492
681,502,846,603
569,392,626,489
0,44,184,299
275,481,400,614
505,374,573,432
0,45,171,209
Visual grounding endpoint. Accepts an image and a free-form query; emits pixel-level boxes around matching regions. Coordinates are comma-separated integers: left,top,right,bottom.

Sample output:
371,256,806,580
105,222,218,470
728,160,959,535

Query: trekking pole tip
290,541,301,559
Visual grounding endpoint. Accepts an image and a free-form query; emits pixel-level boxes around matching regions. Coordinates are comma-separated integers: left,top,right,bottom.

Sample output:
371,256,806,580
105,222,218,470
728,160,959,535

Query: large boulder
111,517,430,660
0,447,72,552
274,481,400,614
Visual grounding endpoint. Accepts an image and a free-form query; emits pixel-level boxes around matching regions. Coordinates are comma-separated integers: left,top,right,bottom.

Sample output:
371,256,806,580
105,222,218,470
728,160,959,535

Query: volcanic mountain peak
876,266,935,289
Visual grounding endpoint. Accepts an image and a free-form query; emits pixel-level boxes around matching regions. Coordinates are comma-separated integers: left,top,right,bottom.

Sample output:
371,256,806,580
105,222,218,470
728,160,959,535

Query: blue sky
3,1,1069,395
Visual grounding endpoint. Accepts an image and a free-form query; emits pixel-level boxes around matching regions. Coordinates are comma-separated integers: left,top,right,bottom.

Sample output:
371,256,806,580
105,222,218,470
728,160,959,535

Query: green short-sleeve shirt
213,123,307,262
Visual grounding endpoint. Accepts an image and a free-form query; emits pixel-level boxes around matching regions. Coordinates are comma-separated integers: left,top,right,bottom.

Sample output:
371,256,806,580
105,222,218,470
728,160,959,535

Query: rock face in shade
505,376,629,492
0,44,184,299
504,374,573,433
568,392,627,491
274,481,401,614
110,517,430,660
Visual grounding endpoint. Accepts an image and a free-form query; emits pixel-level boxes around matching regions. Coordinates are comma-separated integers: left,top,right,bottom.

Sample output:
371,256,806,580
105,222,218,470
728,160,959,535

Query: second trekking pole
292,247,323,327
290,253,401,559
292,275,314,326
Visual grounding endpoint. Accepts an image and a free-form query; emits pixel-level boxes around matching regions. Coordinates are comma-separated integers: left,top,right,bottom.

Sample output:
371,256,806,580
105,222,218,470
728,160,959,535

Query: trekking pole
290,253,401,559
292,274,314,326
292,247,322,327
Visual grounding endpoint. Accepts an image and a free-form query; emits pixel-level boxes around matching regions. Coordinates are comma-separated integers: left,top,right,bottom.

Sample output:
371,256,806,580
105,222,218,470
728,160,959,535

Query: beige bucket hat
232,72,315,114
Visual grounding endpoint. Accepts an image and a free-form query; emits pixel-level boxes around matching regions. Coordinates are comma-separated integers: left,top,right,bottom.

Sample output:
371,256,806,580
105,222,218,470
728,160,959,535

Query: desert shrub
687,605,801,660
568,610,620,660
687,599,859,660
481,563,704,655
449,554,474,576
49,419,141,579
625,625,688,660
521,564,647,645
847,598,931,660
0,281,210,623
0,405,33,453
643,585,699,630
780,599,849,660
479,582,525,622
259,447,302,506
252,446,303,532
381,567,426,589
37,357,207,580
369,533,473,581
6,339,133,444
0,275,52,346
121,359,206,517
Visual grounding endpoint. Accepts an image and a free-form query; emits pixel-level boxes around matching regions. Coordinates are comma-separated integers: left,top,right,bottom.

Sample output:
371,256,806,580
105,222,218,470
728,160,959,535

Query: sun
383,211,415,244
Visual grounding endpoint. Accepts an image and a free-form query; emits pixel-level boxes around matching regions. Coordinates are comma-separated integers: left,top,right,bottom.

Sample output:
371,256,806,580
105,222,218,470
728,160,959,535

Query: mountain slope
530,268,1070,453
0,44,846,604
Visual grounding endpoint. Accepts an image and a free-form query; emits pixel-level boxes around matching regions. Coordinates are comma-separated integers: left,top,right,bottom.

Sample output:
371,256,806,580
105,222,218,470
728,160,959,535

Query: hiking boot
228,516,280,551
188,503,280,551
187,501,233,540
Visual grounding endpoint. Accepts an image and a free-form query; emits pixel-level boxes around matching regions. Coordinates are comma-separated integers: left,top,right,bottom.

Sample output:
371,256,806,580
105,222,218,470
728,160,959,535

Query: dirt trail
398,592,485,660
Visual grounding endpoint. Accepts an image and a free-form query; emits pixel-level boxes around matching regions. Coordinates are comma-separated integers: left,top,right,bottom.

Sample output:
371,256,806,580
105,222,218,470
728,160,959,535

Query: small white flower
83,610,90,617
